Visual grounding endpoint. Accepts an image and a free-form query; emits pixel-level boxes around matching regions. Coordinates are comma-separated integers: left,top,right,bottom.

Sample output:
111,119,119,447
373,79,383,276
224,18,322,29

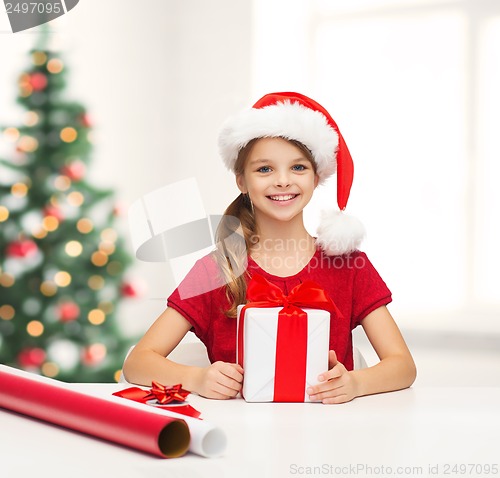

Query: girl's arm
307,306,417,404
122,307,243,399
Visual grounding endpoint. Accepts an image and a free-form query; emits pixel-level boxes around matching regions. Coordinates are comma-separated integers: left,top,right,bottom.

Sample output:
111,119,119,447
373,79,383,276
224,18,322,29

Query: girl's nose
275,171,291,188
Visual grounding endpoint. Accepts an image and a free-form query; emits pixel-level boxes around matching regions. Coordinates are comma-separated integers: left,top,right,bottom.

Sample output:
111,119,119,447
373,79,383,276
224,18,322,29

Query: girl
123,92,416,404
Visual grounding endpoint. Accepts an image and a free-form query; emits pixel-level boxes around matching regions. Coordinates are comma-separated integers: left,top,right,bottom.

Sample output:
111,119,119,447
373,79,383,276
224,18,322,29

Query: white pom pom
316,209,366,256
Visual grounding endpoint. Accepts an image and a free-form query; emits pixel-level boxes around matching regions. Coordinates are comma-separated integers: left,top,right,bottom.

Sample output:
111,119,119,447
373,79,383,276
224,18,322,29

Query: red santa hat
218,92,365,255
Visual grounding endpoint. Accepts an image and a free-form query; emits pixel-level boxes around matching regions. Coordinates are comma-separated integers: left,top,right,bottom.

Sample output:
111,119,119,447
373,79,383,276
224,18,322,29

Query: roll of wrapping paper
0,366,190,458
111,385,227,458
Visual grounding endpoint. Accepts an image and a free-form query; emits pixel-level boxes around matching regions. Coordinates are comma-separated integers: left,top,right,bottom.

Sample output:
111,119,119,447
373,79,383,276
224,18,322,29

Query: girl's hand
193,362,244,400
306,350,359,404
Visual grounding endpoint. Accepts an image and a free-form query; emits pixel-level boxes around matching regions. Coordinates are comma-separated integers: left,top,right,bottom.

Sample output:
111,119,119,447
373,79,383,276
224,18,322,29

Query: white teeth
269,194,296,201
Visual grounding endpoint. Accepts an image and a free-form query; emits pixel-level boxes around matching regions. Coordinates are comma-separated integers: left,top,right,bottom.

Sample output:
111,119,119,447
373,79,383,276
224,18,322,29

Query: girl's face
236,137,319,225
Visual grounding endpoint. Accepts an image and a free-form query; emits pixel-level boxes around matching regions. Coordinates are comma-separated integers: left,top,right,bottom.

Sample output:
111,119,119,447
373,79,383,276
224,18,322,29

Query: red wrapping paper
0,368,190,458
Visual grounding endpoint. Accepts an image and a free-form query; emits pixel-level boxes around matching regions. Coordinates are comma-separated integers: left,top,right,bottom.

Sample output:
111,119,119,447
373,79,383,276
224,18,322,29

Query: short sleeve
167,253,225,343
351,251,392,327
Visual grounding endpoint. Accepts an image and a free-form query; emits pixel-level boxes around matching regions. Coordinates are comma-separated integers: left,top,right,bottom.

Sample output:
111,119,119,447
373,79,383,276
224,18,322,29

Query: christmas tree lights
0,33,139,382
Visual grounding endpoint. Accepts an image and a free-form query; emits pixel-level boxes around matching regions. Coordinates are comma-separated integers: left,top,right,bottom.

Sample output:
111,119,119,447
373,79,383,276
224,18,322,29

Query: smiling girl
123,92,416,403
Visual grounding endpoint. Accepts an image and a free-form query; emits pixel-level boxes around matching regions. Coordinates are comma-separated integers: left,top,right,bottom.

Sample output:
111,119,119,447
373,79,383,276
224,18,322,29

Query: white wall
0,0,254,335
251,0,500,336
3,1,499,339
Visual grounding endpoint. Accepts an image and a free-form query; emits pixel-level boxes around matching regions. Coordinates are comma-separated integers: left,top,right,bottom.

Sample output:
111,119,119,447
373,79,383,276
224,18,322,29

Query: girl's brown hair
212,137,316,317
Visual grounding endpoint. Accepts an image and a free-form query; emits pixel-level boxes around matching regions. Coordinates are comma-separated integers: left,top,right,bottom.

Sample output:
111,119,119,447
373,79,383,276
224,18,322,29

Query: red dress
167,247,391,371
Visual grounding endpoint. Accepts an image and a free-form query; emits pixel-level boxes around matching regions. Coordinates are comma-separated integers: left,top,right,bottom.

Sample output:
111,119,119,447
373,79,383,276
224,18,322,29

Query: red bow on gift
238,273,342,402
113,382,201,418
245,273,342,317
144,382,189,404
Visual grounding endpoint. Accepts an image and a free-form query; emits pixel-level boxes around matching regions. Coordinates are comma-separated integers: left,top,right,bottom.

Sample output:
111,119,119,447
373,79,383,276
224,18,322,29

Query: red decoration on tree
6,239,38,258
121,279,146,298
121,282,137,297
81,343,107,366
60,160,86,182
79,113,92,128
18,347,46,368
57,301,80,322
43,205,64,221
113,201,126,217
29,72,48,91
61,159,87,182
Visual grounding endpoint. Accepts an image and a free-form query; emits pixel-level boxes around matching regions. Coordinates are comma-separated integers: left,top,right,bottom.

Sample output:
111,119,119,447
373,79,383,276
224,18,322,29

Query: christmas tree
0,34,138,382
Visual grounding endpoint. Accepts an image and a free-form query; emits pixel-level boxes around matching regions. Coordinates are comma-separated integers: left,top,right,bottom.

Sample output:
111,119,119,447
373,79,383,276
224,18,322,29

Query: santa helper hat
218,91,365,256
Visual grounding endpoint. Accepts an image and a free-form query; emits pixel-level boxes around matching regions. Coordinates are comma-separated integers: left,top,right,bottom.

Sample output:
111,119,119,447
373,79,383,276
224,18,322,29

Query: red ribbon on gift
238,273,342,402
113,382,202,418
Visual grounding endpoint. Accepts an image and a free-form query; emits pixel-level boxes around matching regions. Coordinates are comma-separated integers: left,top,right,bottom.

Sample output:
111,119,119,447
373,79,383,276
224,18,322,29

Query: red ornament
30,72,48,91
113,201,126,217
79,113,92,128
6,239,38,258
121,279,146,298
60,160,86,182
121,282,136,297
58,302,80,322
81,343,106,366
18,347,46,368
43,205,64,221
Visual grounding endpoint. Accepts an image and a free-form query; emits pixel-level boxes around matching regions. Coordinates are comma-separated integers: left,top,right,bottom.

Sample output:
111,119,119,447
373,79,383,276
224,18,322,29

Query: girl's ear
314,173,320,188
236,174,247,194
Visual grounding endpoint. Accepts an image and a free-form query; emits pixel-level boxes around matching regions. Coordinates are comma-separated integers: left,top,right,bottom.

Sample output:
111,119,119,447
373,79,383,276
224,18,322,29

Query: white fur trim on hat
218,100,339,184
316,209,366,256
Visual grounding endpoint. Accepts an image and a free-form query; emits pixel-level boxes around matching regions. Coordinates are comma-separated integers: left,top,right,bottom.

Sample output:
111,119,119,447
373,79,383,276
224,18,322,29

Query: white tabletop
1,384,499,478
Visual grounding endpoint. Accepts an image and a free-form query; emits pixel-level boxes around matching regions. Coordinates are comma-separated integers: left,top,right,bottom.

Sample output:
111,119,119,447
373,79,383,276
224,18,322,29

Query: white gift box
236,305,330,402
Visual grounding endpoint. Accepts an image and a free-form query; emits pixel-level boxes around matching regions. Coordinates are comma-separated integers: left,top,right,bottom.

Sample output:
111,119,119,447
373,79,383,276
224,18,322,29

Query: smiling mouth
267,194,299,202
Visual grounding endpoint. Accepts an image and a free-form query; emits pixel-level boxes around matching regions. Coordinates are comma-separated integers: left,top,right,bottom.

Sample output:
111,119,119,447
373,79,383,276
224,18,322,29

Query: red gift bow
113,382,201,419
238,273,342,402
145,382,189,404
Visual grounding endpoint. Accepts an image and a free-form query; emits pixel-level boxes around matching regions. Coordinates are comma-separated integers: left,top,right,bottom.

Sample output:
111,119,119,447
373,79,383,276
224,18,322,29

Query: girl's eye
292,164,307,171
257,166,272,173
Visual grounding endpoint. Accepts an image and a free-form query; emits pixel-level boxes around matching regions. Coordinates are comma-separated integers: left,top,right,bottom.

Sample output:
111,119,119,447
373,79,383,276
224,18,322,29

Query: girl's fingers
328,350,338,369
307,379,341,398
216,362,244,383
210,377,242,397
318,363,344,382
213,363,244,392
308,368,347,398
232,363,244,374
308,381,347,402
225,365,244,383
217,375,242,393
206,390,235,400
215,385,240,398
322,394,349,405
202,376,240,399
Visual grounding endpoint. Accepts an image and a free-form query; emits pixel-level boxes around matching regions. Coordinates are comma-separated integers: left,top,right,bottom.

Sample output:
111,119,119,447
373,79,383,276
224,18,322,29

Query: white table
1,385,499,478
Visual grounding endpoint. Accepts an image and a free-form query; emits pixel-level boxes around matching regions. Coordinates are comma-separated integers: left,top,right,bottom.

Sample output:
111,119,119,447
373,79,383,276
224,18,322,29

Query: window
253,0,500,332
